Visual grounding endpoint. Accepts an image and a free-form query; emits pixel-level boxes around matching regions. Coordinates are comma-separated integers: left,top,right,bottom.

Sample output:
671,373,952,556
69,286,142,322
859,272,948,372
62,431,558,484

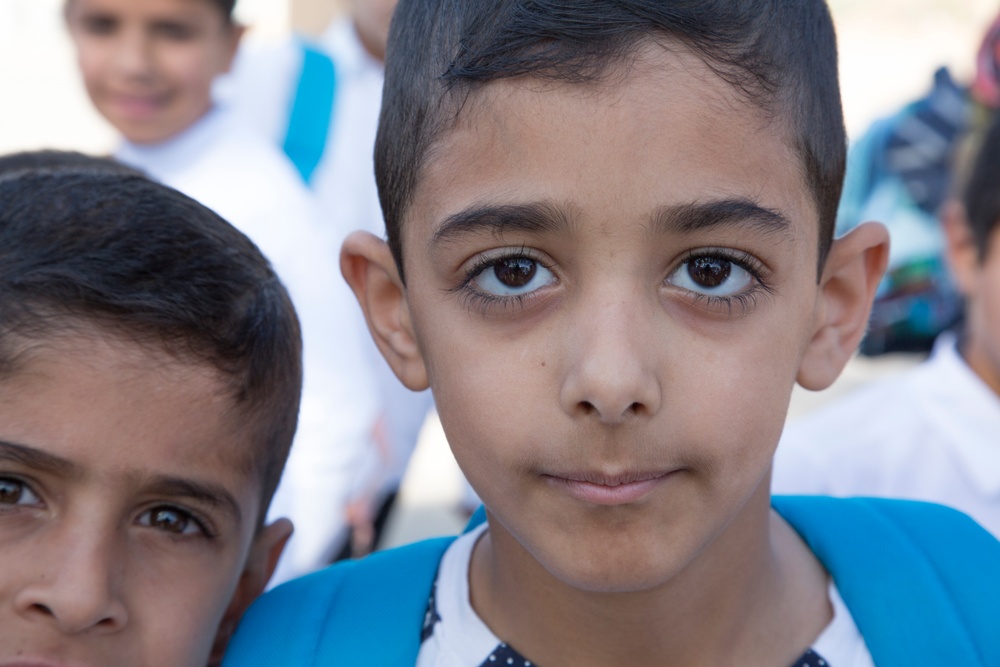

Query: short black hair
0,162,301,517
963,112,1000,260
375,0,845,282
215,0,236,21
0,149,142,177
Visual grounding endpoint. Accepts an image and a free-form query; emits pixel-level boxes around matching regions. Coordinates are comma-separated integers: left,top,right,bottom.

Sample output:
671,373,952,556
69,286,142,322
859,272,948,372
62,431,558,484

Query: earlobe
797,222,890,391
340,231,429,390
209,518,293,666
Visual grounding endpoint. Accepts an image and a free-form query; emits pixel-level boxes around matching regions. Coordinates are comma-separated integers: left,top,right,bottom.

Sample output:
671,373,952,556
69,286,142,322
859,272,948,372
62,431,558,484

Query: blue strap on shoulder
774,495,1000,667
224,497,1000,666
282,39,337,185
222,537,453,666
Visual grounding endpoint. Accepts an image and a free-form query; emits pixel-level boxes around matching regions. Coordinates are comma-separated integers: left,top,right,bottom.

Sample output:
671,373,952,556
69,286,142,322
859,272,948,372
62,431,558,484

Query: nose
560,292,662,423
114,28,155,80
14,525,128,635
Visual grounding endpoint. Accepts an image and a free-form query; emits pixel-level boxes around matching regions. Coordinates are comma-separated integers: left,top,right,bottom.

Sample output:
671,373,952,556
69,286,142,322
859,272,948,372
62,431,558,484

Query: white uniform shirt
773,333,1000,538
227,20,434,497
116,106,380,582
417,524,874,667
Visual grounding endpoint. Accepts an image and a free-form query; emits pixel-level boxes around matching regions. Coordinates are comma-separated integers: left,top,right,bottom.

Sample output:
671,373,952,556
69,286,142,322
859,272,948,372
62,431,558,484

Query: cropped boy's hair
0,149,142,177
963,112,1000,260
0,164,301,514
375,0,845,281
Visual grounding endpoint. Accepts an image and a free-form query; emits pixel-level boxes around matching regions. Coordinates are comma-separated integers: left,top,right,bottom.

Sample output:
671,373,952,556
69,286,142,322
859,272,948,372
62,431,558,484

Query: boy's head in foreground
945,112,1000,395
344,0,889,645
0,156,298,667
65,0,243,145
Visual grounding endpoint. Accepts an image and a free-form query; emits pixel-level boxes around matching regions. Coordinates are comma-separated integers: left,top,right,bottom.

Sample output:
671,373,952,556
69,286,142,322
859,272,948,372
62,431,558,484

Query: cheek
135,556,242,664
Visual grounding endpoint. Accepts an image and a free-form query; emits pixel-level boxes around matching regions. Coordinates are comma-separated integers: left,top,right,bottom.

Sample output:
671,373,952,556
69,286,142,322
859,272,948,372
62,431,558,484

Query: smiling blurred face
0,333,273,667
400,45,824,592
66,0,241,145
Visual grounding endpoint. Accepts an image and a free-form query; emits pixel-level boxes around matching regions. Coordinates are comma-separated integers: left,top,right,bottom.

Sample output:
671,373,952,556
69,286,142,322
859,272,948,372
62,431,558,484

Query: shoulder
223,537,455,666
775,497,1000,666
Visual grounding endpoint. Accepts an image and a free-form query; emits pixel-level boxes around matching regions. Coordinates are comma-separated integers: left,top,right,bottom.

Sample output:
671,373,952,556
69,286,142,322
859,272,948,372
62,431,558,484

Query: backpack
223,496,1000,666
282,39,338,185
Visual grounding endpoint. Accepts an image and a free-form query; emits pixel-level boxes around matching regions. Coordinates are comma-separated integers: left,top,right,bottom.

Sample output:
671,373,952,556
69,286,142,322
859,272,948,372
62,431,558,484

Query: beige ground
0,0,992,547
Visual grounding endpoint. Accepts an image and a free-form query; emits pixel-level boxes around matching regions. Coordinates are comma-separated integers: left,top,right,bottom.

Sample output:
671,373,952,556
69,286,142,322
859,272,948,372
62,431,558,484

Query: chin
540,540,688,595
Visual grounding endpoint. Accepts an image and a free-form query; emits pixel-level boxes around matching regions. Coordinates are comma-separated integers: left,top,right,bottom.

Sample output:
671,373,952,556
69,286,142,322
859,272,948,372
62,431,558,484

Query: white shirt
773,333,1000,539
227,20,434,497
417,525,874,667
116,106,380,583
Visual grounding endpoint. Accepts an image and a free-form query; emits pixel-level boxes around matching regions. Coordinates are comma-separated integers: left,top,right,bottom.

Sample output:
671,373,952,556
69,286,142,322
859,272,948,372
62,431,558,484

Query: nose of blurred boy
559,292,662,423
14,523,128,636
112,27,156,82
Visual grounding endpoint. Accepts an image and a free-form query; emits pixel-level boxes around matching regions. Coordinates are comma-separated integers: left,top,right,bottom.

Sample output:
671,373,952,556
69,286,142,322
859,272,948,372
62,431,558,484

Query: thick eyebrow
144,475,243,526
650,198,792,238
431,202,571,246
0,440,80,478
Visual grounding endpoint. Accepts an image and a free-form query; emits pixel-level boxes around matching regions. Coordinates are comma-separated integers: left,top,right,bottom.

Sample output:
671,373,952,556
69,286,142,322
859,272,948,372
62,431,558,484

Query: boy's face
351,44,884,593
947,219,1000,395
66,0,242,145
0,333,287,667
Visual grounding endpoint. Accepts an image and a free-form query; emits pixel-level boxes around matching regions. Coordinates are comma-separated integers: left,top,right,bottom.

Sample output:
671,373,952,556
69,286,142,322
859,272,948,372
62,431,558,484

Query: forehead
0,334,260,514
67,0,227,22
408,43,816,254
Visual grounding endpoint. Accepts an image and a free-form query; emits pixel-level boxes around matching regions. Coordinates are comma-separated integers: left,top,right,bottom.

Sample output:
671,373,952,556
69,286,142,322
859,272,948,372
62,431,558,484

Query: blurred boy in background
64,0,379,581
775,111,1000,539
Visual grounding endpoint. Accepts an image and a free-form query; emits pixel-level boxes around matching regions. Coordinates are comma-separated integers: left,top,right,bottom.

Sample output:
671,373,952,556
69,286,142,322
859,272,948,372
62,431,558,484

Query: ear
208,518,293,666
797,222,890,391
942,199,979,296
221,22,247,73
340,231,429,390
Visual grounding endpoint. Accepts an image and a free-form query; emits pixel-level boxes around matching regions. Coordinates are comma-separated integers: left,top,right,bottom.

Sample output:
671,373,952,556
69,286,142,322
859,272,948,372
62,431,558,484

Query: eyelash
669,247,774,317
453,248,555,315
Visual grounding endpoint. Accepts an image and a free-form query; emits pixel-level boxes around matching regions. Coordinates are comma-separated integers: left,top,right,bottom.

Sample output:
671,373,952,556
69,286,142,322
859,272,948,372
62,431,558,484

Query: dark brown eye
687,256,731,288
145,507,193,534
0,478,24,504
493,257,537,288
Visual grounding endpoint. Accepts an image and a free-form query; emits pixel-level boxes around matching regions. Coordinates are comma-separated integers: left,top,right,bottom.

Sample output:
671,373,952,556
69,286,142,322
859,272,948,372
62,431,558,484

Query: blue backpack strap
774,495,1000,667
282,38,337,185
223,536,454,666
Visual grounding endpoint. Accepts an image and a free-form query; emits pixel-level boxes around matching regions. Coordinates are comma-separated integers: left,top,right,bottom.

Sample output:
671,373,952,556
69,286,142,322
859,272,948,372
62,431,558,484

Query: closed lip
105,91,169,115
542,469,676,505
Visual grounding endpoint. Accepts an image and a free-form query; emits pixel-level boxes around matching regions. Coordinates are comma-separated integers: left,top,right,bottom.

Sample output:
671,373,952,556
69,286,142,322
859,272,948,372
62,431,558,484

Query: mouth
104,92,169,119
542,469,676,505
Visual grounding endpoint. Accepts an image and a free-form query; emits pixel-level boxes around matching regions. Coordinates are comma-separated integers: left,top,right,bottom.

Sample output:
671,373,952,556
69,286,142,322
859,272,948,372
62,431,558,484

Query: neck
470,486,830,667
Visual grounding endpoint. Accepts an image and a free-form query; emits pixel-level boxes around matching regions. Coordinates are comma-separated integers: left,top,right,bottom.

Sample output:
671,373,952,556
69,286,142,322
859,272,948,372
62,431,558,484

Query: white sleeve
191,140,381,583
263,194,380,583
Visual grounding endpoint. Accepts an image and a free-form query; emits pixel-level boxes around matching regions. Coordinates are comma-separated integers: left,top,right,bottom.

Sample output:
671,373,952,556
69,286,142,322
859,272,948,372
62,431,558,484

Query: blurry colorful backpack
839,15,1000,355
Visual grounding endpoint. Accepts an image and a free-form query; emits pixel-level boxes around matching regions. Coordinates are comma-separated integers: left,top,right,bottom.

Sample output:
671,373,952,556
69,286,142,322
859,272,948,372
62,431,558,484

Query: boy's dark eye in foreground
469,254,556,298
0,477,40,507
139,505,209,537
